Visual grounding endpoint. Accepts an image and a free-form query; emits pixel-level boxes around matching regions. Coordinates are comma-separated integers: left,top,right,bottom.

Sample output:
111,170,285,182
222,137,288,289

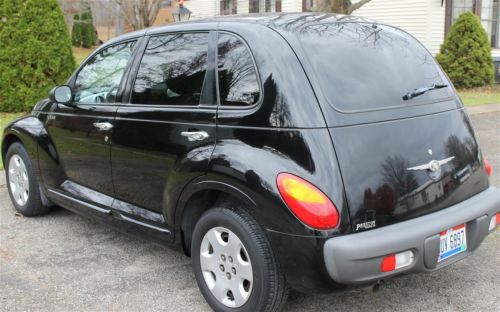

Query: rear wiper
402,83,448,101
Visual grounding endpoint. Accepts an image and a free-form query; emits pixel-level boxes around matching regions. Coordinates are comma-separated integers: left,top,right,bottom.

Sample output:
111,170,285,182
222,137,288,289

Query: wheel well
180,190,247,257
1,134,21,167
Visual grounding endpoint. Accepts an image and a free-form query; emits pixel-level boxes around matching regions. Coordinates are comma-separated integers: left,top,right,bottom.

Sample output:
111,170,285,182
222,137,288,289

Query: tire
191,201,288,312
5,142,51,217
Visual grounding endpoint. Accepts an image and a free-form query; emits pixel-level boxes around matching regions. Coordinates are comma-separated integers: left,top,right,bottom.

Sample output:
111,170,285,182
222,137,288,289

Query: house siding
354,0,446,55
186,0,302,18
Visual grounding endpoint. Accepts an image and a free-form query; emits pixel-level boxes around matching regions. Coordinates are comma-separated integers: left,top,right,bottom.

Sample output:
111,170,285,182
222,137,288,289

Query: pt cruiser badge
407,156,455,172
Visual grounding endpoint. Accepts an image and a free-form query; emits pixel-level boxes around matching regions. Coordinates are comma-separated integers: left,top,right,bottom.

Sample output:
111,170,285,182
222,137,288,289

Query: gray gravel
1,110,499,312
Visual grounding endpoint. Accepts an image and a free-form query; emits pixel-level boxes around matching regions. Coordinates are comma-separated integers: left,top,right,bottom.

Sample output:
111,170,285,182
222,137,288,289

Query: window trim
215,31,263,111
123,31,217,110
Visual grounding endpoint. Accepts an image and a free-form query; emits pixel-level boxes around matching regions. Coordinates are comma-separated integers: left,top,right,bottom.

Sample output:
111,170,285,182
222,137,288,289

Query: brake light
276,173,339,230
484,158,492,177
489,213,500,231
381,251,414,272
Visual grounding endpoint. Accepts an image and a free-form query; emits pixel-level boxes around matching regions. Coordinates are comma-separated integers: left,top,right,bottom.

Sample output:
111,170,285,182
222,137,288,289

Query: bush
436,12,494,89
72,14,82,47
0,0,76,112
80,9,96,48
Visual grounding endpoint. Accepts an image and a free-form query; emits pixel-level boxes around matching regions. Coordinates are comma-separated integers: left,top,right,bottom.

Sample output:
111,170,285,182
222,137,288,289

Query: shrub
80,9,96,48
72,14,82,47
436,12,494,89
0,0,76,112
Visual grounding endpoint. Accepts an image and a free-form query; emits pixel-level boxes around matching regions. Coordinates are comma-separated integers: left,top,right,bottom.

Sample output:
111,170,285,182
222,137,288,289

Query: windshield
298,23,453,112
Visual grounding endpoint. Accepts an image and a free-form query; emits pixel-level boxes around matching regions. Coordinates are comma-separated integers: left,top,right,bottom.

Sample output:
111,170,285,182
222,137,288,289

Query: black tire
191,201,289,312
5,142,51,217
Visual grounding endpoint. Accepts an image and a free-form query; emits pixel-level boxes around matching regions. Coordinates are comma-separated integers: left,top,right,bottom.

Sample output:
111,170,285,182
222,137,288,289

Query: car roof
105,13,374,45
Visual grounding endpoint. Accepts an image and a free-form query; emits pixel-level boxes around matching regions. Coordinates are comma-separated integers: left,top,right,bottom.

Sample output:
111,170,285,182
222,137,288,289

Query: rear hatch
290,21,490,231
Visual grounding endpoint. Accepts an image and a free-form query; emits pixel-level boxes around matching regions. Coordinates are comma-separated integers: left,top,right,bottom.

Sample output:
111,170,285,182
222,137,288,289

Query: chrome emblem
407,156,455,172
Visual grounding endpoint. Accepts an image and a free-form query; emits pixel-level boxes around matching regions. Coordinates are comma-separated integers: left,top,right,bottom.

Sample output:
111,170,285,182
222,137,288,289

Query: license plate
438,224,467,262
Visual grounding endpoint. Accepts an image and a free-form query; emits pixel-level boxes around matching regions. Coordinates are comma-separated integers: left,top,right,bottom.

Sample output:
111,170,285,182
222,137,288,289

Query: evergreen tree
80,9,97,48
0,0,76,112
436,12,494,89
71,14,82,47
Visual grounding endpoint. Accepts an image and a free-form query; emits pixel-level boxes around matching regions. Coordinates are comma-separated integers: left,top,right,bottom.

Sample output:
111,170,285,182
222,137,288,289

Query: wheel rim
200,226,253,308
8,154,30,206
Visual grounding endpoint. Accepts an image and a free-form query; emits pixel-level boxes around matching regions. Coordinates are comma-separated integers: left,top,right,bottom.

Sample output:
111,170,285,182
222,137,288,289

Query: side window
74,41,136,104
131,33,209,106
217,33,260,107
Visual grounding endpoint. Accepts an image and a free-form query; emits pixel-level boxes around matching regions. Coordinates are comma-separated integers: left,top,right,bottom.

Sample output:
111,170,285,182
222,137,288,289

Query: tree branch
347,0,372,14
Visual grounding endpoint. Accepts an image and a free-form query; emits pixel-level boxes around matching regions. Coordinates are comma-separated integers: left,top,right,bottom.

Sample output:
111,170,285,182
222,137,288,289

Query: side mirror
49,86,73,105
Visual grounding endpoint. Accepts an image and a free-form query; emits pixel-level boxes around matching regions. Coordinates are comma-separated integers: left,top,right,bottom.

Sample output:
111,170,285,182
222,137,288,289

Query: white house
179,0,499,81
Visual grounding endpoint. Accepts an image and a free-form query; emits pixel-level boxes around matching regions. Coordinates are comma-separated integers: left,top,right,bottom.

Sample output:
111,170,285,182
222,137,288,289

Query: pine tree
0,0,76,112
436,12,494,89
72,14,82,47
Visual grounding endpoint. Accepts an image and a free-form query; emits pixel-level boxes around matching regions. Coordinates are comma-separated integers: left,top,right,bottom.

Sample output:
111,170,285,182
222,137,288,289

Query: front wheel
5,142,51,217
191,203,288,312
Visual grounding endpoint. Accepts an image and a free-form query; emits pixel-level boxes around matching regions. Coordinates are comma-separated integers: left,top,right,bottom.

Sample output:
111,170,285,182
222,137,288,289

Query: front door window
74,41,136,104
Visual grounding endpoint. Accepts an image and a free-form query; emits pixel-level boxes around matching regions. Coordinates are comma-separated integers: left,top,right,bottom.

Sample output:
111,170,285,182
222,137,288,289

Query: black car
3,13,499,312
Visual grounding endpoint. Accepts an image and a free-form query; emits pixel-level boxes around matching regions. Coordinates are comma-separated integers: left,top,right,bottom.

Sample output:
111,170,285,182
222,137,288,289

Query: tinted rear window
298,23,453,112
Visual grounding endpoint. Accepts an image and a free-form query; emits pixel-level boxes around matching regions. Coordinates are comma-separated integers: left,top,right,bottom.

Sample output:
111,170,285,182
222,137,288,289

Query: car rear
273,19,500,284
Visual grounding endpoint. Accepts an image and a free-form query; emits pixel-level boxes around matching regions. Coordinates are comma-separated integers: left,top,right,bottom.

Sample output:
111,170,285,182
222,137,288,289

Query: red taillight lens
381,255,396,272
484,158,492,177
276,173,339,230
496,213,500,225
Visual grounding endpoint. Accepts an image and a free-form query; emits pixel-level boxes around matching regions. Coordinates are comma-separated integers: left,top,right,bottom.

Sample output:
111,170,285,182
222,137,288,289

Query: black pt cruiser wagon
3,13,499,312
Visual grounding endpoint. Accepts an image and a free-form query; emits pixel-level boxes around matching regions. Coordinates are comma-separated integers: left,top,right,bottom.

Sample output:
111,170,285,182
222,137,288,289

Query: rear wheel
5,142,51,217
191,203,288,312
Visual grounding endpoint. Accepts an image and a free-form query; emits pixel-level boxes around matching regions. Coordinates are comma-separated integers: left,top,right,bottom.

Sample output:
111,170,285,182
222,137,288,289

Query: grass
458,85,500,106
0,113,24,170
72,47,95,65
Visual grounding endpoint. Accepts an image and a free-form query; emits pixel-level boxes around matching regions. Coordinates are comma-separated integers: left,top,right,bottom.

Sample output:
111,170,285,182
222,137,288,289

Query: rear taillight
484,158,492,177
381,250,414,272
489,213,500,231
276,173,339,230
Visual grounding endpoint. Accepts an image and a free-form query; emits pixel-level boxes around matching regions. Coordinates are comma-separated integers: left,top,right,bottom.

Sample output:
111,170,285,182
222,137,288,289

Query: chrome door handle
93,122,113,131
181,131,209,142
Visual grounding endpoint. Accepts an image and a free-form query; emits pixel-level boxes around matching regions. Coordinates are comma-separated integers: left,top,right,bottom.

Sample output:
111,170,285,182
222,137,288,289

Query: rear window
298,23,453,112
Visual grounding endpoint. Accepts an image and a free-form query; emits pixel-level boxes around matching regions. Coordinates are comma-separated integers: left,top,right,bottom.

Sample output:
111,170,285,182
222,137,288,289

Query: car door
110,32,217,221
44,40,137,205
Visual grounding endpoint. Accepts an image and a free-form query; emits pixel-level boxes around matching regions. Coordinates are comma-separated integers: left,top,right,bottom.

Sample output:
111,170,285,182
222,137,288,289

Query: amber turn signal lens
276,173,339,230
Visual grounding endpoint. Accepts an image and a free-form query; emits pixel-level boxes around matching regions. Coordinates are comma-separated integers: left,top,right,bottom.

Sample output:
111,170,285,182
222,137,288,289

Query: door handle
180,131,210,142
93,122,113,131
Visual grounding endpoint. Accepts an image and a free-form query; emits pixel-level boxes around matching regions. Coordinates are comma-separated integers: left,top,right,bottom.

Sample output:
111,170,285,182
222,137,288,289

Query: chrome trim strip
117,213,171,233
48,189,112,214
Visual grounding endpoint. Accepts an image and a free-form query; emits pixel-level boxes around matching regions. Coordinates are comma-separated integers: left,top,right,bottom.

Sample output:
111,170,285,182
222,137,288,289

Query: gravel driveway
1,109,499,312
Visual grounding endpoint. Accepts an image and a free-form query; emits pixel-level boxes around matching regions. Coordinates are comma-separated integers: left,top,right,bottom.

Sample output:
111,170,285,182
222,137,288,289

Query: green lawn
458,84,500,106
73,47,95,65
0,113,24,170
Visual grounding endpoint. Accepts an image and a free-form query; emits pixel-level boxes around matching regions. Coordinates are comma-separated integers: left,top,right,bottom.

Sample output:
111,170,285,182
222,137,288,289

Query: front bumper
323,187,500,285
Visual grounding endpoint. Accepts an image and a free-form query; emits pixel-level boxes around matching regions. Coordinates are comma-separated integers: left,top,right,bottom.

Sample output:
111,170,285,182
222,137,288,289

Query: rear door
111,32,217,219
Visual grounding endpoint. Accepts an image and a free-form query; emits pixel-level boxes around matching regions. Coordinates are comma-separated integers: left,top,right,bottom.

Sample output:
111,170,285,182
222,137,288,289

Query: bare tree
313,0,372,15
114,0,163,30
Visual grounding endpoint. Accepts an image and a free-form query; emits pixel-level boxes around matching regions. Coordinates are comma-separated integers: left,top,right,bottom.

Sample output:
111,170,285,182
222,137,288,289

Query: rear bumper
323,187,500,285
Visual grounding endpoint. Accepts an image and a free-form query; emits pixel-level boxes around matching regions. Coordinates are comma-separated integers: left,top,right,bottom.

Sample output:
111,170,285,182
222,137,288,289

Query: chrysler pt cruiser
3,14,499,312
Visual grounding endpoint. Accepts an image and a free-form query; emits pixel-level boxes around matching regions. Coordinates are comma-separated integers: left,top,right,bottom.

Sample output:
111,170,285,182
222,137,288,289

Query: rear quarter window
298,23,453,112
217,33,260,107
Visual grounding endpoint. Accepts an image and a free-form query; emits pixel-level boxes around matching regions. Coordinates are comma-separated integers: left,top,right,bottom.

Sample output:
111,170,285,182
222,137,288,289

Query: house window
303,0,315,11
480,0,499,48
452,0,476,21
449,0,500,49
221,0,237,15
249,0,282,13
